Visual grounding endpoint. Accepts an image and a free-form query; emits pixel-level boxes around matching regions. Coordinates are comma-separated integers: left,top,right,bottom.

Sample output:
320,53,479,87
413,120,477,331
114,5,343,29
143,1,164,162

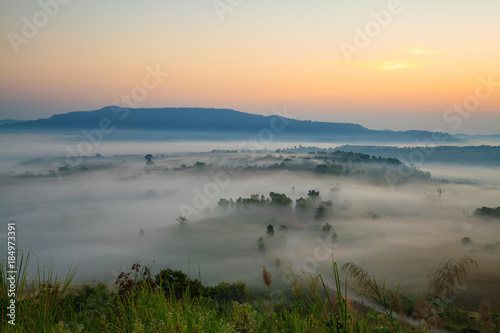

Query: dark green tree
308,190,320,198
269,192,292,206
266,224,275,236
257,236,265,252
155,268,205,300
176,216,189,228
144,154,154,165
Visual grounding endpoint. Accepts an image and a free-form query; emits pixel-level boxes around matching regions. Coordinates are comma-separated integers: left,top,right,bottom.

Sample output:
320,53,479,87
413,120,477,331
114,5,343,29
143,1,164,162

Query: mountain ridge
0,106,459,143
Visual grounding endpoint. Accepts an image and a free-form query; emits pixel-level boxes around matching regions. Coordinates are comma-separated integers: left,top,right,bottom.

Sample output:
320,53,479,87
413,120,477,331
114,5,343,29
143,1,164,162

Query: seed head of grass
427,256,477,299
262,266,272,289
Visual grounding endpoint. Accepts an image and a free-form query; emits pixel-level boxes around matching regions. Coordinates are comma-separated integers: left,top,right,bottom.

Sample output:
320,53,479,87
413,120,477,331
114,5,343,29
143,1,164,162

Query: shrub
155,268,205,300
207,281,249,304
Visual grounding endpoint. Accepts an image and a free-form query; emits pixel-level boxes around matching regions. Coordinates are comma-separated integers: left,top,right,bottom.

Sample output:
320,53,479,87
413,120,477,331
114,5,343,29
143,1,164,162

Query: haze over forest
1,123,499,304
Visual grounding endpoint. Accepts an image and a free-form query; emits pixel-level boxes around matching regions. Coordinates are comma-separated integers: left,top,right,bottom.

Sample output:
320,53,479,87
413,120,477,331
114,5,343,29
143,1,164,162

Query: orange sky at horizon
1,0,499,134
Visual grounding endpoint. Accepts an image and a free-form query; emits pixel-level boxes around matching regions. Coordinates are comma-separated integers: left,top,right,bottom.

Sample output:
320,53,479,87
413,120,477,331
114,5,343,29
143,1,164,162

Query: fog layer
0,138,499,309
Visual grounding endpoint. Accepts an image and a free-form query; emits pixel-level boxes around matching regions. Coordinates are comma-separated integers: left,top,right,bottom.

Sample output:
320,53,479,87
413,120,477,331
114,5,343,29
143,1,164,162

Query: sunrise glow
1,0,499,134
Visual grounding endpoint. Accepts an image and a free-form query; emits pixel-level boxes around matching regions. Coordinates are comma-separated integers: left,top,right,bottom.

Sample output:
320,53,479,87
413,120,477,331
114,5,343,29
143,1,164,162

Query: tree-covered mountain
0,106,459,143
0,119,23,126
334,145,500,166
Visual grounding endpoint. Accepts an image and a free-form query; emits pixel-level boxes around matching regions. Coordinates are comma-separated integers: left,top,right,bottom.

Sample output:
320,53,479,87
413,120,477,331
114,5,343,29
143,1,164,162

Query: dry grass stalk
326,293,353,317
414,296,441,328
290,278,302,298
479,298,492,323
262,266,272,289
427,256,478,298
340,262,372,293
427,308,442,329
414,296,429,320
479,298,494,332
388,290,403,315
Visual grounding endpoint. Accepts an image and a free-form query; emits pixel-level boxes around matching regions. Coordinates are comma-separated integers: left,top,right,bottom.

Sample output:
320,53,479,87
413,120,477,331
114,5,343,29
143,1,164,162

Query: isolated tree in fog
145,154,154,165
269,192,292,206
266,224,275,236
218,198,230,210
295,197,309,211
461,237,472,245
331,232,338,242
314,206,326,220
257,236,265,252
308,189,320,198
315,201,333,220
176,216,189,228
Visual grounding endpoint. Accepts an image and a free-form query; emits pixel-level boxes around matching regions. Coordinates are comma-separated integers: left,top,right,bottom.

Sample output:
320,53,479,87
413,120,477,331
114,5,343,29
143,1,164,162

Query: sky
0,0,499,135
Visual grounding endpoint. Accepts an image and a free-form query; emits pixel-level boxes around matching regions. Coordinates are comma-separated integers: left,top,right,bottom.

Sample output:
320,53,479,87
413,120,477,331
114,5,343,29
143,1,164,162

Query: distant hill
0,106,459,143
0,119,23,126
335,145,500,166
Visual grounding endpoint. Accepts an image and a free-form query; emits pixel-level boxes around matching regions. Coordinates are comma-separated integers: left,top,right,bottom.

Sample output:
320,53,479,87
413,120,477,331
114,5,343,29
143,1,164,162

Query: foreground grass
0,253,369,332
1,253,496,332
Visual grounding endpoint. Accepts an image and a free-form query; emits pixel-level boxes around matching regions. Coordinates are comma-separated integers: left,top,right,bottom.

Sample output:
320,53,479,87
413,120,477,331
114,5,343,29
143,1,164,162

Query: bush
473,206,500,218
208,281,249,304
155,268,205,300
65,283,113,320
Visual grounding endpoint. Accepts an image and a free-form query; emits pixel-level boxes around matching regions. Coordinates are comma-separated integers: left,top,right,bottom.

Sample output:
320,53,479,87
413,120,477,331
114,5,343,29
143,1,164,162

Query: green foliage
176,215,189,227
278,225,288,232
64,283,113,324
115,260,156,297
473,206,500,218
308,189,320,197
341,262,402,330
207,281,249,304
1,256,490,332
314,201,333,220
314,163,344,175
0,252,78,332
105,286,235,333
399,293,420,316
144,154,153,165
235,194,269,207
322,222,333,233
483,240,500,253
231,301,258,332
155,268,205,300
257,236,265,253
462,237,473,245
286,261,370,332
266,224,275,236
269,192,292,206
218,198,230,209
295,197,311,211
221,192,293,209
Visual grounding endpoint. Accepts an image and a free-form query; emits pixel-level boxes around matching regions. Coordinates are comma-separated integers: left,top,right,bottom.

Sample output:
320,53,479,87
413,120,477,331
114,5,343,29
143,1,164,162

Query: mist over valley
2,134,499,314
